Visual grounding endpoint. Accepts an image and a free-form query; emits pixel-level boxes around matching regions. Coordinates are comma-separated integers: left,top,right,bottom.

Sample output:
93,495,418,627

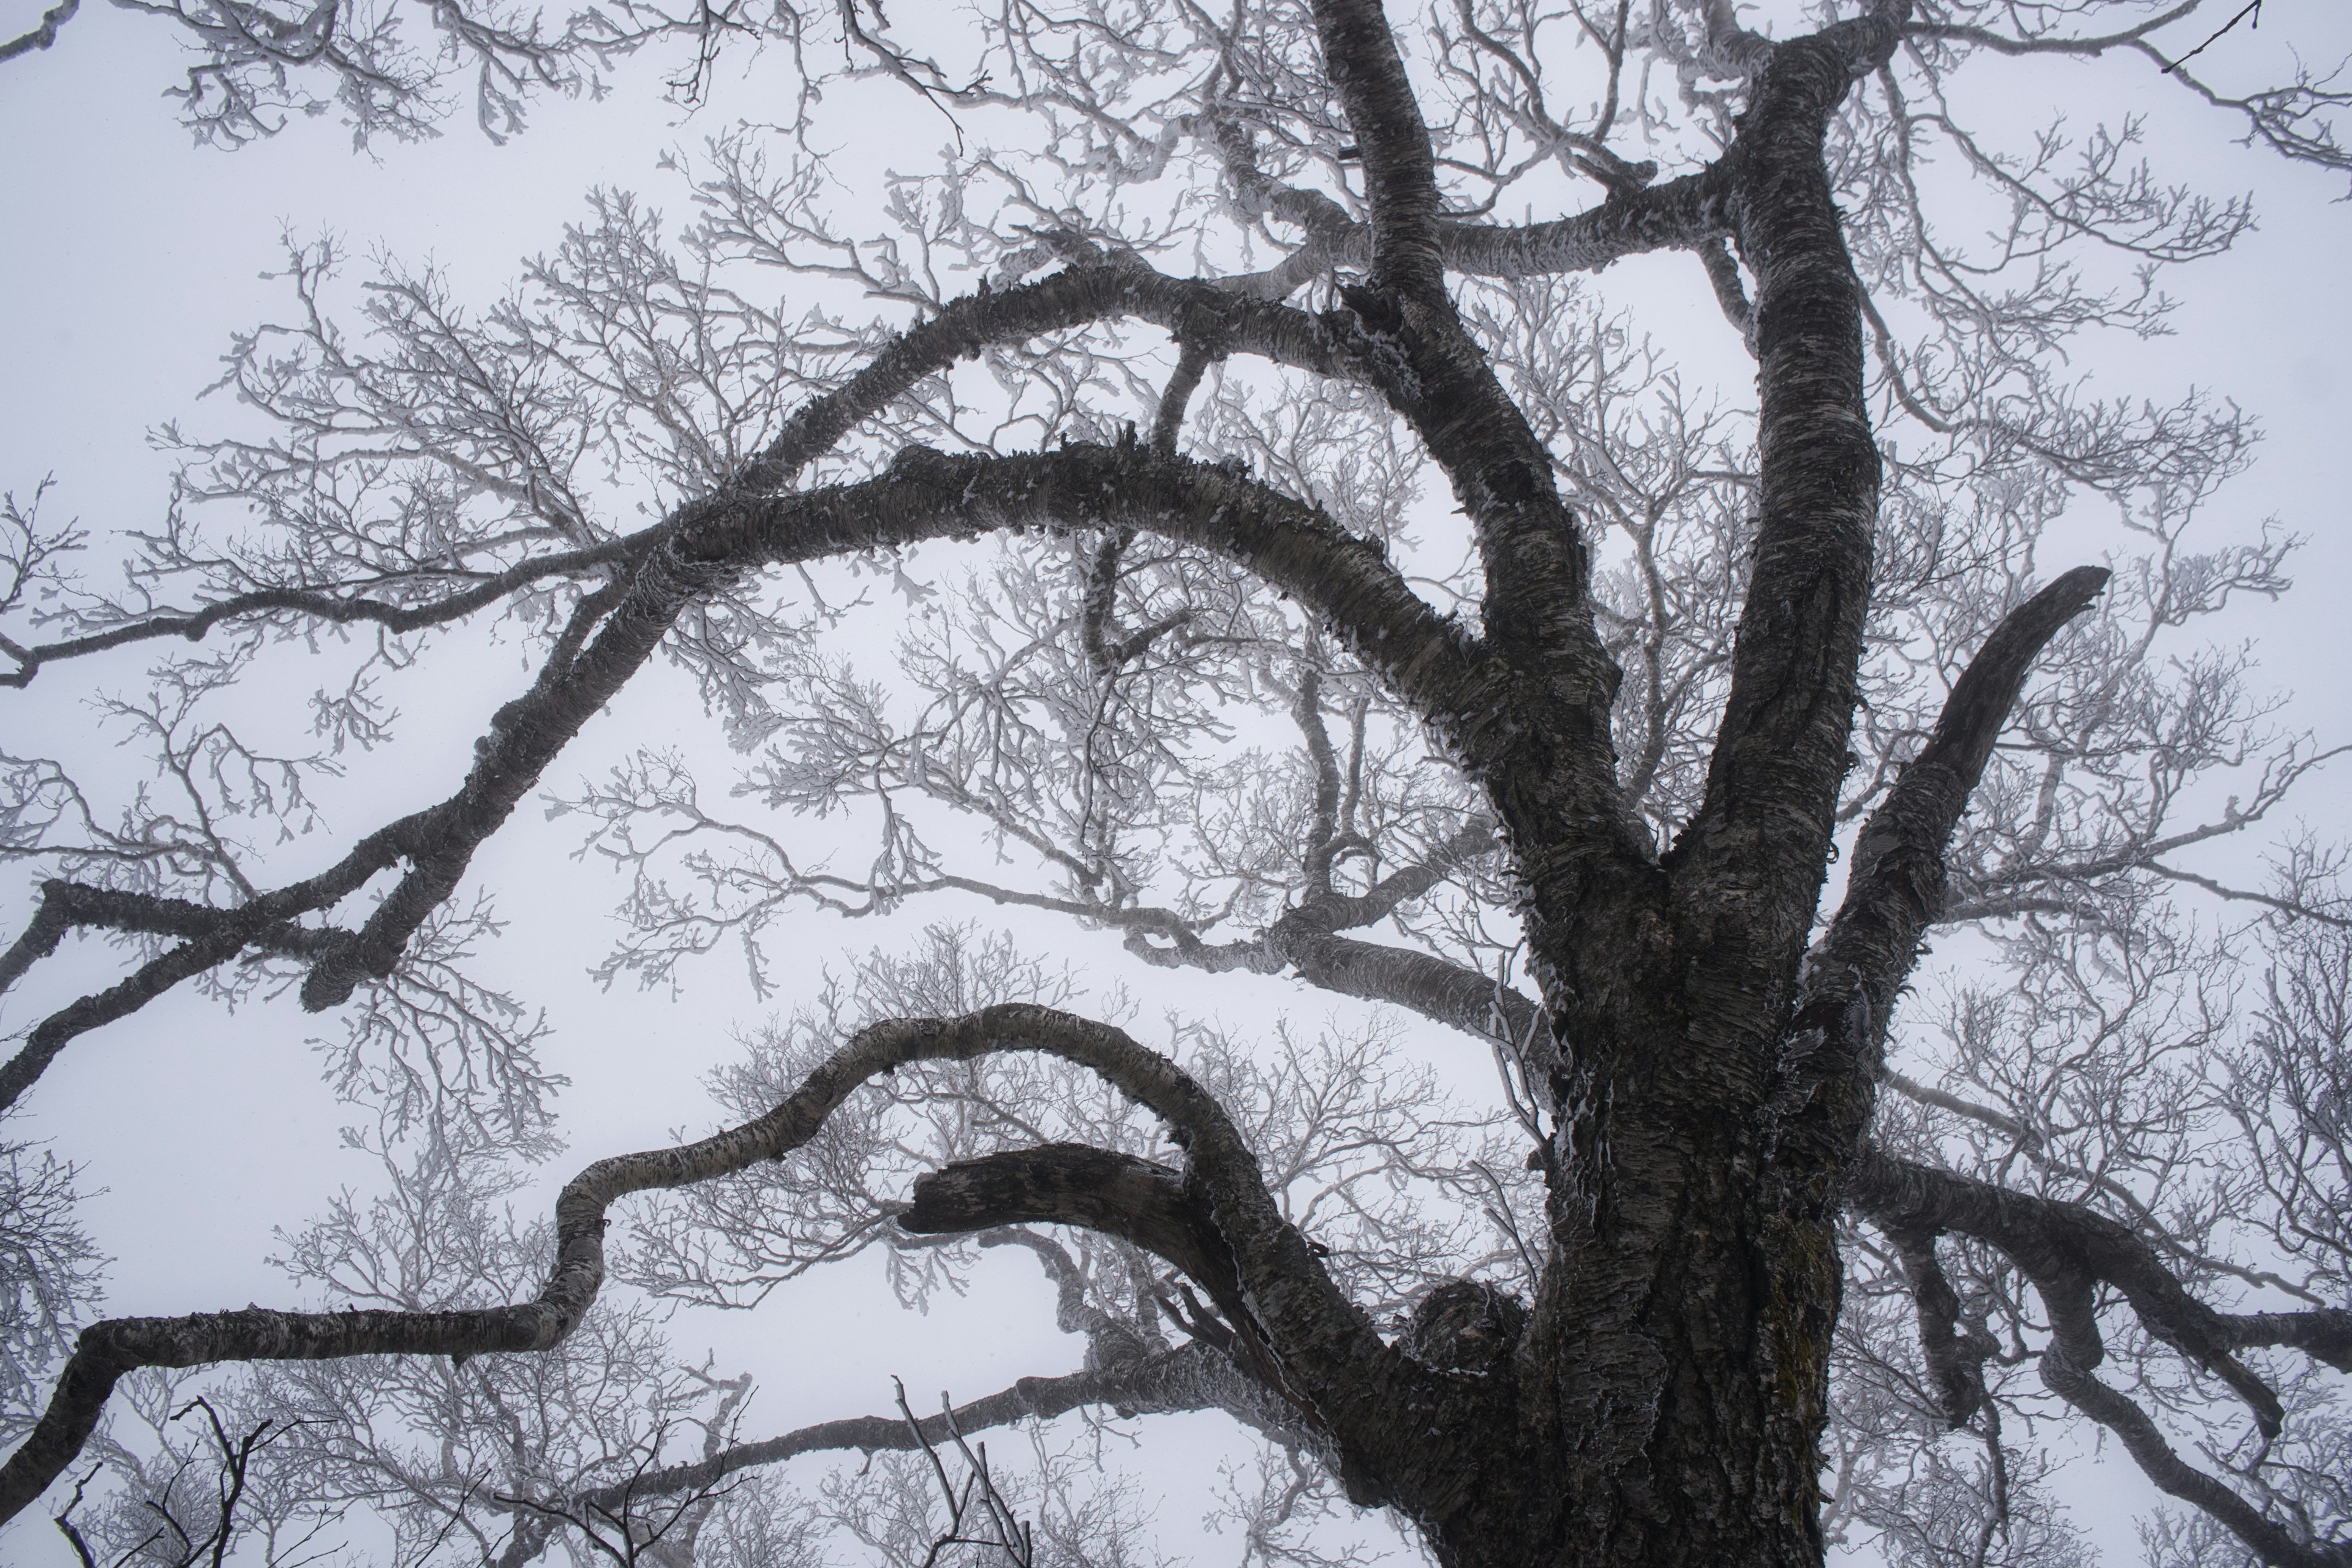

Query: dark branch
0,0,78,64
1306,0,1444,293
549,1343,1287,1526
1852,1150,2352,1565
1667,12,1910,1096
0,1004,1396,1526
0,535,647,688
903,1144,1235,1302
1768,567,2110,1163
1849,1152,2331,1424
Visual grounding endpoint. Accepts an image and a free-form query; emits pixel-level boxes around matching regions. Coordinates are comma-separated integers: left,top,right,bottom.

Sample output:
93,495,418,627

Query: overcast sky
2,1,2350,1562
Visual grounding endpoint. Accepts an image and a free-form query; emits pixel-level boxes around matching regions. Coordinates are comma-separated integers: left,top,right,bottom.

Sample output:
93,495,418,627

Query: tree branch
1770,568,2110,1163
1853,1150,2352,1563
0,1003,1409,1526
1667,12,1911,1102
1305,0,1444,293
0,535,647,688
290,440,1483,1015
519,1342,1293,1551
1849,1151,2343,1420
0,0,78,65
903,1144,1235,1303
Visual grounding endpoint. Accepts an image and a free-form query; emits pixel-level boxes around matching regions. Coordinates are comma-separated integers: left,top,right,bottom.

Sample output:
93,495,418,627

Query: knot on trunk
1402,1279,1526,1374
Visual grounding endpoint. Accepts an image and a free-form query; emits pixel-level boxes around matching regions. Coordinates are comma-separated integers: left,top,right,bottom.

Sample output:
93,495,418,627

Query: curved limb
2,436,1480,1109
488,1343,1297,1566
1308,0,1657,1013
298,440,1488,1012
2,259,1343,693
0,1003,1409,1526
1850,1148,2352,1568
1668,8,1912,1048
0,0,77,64
1768,566,2111,1166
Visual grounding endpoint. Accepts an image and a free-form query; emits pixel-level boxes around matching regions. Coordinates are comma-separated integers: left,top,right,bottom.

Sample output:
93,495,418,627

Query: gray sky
2,1,2351,1562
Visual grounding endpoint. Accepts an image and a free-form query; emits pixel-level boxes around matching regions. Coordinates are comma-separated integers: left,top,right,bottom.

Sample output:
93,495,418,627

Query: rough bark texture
9,0,2342,1562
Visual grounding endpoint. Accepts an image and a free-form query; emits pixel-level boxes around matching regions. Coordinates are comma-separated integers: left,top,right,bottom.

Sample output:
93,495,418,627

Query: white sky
2,0,2350,1562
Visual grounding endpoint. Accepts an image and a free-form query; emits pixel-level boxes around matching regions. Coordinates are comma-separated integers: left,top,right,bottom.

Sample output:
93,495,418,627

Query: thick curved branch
1765,568,2110,1161
1853,1150,2352,1566
903,1144,1235,1303
1150,340,1215,453
1849,1150,2348,1413
0,1003,1406,1525
1293,2,1656,964
726,442,1489,744
735,263,1354,494
899,1137,1493,1515
1880,1065,2326,1305
1697,0,1775,78
1,880,340,998
1884,1225,1995,1429
1213,108,1734,288
1433,183,1732,276
268,440,1485,1027
9,260,1347,694
8,264,1349,1080
2036,1286,2351,1568
0,931,252,1119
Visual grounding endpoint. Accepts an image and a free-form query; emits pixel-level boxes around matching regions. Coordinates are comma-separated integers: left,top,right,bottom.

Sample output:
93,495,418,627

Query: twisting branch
0,535,649,688
0,1003,1403,1526
1850,1149,2352,1568
334,437,1471,991
1883,1226,1995,1429
0,0,78,66
4,433,1482,1106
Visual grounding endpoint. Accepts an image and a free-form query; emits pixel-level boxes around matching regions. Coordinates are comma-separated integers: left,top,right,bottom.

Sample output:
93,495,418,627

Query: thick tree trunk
1403,28,1894,1566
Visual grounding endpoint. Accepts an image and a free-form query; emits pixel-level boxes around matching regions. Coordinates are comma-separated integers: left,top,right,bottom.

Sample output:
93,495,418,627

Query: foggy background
2,0,2348,1559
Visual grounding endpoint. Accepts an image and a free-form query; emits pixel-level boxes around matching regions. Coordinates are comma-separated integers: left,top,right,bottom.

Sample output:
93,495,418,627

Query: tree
2,0,2350,1562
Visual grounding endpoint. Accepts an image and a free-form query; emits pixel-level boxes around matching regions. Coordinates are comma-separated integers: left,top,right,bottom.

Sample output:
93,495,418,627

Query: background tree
2,0,2351,1563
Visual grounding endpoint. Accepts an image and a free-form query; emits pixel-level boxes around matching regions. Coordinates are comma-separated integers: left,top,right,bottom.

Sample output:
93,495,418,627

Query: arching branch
507,1341,1292,1557
1765,567,2111,1164
0,0,78,65
2,438,1484,1109
1851,1148,2352,1567
0,1003,1412,1526
903,1144,1232,1301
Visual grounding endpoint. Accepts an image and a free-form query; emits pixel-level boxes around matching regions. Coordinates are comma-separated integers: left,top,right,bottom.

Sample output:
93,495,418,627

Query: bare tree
4,0,2352,1563
0,0,955,146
